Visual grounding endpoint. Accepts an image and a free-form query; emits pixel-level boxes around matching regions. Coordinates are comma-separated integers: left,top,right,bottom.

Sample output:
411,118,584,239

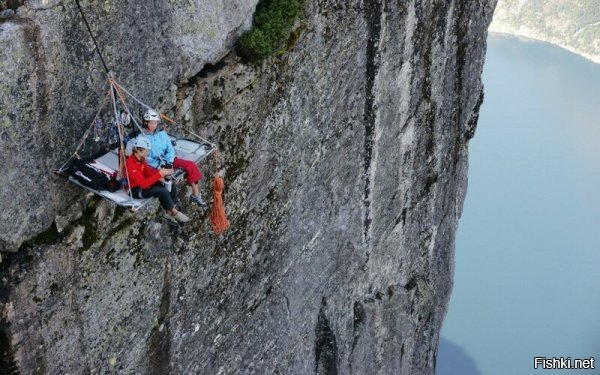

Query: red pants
173,157,202,184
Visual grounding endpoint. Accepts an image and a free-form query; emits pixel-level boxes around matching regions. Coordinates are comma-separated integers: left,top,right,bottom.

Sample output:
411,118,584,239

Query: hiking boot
163,211,179,224
190,194,207,208
172,210,191,223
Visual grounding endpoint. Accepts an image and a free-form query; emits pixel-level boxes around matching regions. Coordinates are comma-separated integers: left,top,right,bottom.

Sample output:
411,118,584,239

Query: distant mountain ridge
490,0,600,63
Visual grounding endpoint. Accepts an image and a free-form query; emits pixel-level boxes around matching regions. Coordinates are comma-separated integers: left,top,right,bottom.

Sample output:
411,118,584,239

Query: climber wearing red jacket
126,137,191,223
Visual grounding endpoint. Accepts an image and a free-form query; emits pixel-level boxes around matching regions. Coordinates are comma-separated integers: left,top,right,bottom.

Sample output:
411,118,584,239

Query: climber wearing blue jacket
136,109,207,207
140,123,174,170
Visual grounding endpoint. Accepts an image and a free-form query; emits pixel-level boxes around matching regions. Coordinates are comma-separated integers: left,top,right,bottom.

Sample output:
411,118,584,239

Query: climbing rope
109,80,134,203
111,81,216,146
209,150,229,234
110,79,146,136
73,0,111,75
63,1,226,220
57,88,111,172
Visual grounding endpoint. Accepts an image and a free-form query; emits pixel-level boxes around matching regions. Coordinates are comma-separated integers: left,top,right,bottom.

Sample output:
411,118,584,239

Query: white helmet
143,109,160,122
131,137,151,150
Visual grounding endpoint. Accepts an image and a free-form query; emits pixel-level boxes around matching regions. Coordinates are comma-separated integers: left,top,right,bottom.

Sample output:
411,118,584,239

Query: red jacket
125,154,161,189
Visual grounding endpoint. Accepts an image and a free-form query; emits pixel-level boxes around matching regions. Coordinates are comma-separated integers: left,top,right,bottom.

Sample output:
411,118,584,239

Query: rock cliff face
0,0,496,374
0,0,258,252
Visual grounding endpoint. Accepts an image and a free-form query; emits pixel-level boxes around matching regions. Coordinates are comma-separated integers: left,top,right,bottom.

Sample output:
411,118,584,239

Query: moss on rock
238,0,303,62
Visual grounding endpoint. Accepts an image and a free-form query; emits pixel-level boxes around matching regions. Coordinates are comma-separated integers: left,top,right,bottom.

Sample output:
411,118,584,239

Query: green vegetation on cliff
238,0,302,61
490,0,600,62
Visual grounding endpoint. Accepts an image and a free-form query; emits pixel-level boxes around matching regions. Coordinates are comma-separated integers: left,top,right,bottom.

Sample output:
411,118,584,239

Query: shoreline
488,31,600,65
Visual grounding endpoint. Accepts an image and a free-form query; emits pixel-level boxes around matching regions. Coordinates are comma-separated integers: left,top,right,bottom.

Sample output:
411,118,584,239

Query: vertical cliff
0,0,496,373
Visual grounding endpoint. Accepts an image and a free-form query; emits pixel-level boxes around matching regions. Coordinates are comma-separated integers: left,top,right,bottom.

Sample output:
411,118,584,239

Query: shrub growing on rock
238,0,302,62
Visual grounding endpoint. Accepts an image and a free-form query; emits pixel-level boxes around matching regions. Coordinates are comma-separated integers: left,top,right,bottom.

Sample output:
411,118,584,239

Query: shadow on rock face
436,337,482,375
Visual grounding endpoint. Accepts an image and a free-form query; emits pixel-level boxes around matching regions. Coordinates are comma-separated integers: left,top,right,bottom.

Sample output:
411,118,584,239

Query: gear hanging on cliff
56,77,218,212
209,150,229,235
55,0,221,218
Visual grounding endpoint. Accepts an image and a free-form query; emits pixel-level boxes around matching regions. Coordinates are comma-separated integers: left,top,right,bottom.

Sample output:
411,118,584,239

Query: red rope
210,150,229,234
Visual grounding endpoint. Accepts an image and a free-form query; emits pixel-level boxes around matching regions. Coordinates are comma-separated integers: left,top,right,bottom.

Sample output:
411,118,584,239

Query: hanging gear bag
67,159,121,192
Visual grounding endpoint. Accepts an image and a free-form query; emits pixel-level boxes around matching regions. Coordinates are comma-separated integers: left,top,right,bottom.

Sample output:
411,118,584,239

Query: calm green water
438,34,600,375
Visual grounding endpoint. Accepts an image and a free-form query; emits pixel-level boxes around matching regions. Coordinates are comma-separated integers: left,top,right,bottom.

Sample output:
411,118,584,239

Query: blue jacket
137,130,175,169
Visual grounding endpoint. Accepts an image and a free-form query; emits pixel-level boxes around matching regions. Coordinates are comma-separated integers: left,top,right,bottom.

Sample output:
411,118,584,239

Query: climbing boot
173,211,191,223
162,211,179,225
190,194,207,208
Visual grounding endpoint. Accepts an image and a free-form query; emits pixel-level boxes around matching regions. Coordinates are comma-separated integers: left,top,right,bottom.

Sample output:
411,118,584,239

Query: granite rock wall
0,0,496,373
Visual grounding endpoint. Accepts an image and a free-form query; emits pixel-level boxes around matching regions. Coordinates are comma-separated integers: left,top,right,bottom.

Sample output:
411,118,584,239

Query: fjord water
438,34,600,375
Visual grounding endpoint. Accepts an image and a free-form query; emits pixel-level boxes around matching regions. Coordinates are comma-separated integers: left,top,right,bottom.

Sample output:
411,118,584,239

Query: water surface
439,34,600,375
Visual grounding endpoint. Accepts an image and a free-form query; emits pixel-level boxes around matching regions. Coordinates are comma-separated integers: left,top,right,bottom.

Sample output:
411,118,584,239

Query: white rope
113,80,215,150
57,89,111,172
185,129,216,148
110,82,135,203
112,82,147,136
113,80,175,138
112,81,153,112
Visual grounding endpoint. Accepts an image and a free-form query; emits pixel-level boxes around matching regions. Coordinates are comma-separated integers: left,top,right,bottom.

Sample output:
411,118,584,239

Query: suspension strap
112,81,177,135
74,0,111,75
110,79,147,136
213,148,222,168
160,113,175,124
57,88,112,172
109,81,134,202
